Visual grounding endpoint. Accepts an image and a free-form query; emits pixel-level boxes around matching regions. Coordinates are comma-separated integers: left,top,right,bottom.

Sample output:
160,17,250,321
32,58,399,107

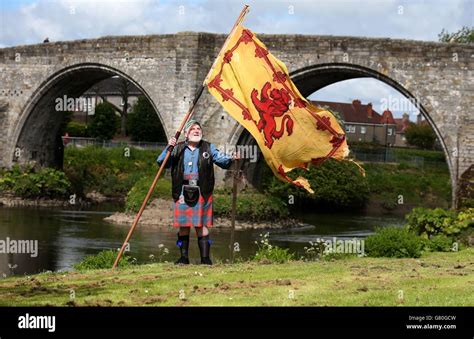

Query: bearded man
157,120,239,265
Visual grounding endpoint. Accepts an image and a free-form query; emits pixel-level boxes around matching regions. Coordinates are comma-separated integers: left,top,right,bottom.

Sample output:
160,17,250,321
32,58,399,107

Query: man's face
187,124,202,143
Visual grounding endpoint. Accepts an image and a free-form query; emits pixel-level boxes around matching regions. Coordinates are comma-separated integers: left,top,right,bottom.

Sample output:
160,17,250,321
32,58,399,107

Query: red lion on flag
250,82,294,149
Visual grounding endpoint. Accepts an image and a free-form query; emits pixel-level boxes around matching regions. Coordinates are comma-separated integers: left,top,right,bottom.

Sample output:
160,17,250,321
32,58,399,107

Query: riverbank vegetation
0,166,71,199
0,146,453,219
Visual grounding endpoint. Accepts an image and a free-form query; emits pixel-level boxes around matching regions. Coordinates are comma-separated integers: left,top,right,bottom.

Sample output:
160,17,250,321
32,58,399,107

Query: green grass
0,248,472,306
392,147,447,163
125,174,172,212
364,162,451,208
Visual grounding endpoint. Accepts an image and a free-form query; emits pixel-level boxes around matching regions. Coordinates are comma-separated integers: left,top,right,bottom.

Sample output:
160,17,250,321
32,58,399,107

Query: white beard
188,135,202,143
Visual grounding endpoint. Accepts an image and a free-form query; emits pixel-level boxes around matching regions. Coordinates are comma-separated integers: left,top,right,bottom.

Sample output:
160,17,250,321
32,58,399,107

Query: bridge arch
11,63,167,168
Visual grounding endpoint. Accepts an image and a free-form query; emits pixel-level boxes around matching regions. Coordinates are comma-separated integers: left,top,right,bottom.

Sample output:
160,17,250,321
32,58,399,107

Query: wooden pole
203,4,250,85
229,159,242,263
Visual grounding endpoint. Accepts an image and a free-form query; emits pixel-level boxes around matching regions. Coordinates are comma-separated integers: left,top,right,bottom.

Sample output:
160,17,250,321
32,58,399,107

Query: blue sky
1,0,472,118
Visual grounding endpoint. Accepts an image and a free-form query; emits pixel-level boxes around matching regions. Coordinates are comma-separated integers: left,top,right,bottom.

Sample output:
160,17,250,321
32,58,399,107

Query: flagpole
203,4,249,263
112,4,251,269
203,4,250,85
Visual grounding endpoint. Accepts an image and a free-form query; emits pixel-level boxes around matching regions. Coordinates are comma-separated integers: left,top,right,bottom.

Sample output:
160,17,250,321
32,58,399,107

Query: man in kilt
157,120,239,265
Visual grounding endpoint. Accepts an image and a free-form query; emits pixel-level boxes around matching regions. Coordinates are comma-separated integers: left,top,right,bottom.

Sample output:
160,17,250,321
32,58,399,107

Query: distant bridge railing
62,136,167,150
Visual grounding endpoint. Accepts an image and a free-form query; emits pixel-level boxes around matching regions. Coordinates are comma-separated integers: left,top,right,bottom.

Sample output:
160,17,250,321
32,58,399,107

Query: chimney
367,103,373,119
352,99,361,106
416,113,422,124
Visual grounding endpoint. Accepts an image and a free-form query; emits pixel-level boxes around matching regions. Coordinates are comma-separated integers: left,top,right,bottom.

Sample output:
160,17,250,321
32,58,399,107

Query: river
0,204,405,276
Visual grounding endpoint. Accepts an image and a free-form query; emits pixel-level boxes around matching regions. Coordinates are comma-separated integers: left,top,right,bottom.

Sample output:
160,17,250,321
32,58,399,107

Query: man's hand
168,137,177,147
233,151,241,161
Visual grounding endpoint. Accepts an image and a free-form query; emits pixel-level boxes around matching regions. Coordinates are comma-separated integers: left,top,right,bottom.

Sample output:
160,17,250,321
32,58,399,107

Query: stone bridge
0,32,472,207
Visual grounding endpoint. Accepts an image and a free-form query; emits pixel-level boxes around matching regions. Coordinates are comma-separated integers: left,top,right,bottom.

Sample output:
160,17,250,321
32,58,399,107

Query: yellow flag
205,25,356,193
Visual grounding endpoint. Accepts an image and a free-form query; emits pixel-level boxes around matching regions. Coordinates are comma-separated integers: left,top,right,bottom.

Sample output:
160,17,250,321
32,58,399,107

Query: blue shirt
156,141,233,178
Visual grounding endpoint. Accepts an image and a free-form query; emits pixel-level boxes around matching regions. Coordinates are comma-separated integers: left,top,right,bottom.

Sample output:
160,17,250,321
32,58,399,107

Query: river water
0,204,405,276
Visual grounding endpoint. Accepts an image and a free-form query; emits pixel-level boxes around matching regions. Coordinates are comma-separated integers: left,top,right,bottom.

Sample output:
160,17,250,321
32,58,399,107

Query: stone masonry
0,33,472,206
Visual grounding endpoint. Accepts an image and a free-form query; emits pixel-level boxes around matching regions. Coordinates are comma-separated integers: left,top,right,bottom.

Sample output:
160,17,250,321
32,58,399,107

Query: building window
361,126,366,134
87,100,93,113
345,125,356,133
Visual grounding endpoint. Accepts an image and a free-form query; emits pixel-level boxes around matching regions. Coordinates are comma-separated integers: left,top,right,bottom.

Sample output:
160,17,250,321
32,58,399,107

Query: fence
62,137,167,150
351,149,447,170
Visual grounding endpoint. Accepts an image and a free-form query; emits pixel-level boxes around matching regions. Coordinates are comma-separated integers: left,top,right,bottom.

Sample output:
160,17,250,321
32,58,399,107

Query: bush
88,102,119,141
405,123,437,150
365,227,426,258
406,207,473,238
457,227,474,247
127,96,167,142
65,121,89,137
427,234,454,252
263,158,369,210
73,250,134,271
64,146,161,197
0,166,71,199
213,189,289,221
252,233,294,263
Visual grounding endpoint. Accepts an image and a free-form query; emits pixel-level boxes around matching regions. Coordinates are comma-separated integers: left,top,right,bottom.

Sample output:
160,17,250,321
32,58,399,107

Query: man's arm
156,137,177,168
210,143,234,169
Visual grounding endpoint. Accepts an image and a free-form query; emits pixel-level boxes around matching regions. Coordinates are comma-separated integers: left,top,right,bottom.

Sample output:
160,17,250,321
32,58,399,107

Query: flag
204,24,361,193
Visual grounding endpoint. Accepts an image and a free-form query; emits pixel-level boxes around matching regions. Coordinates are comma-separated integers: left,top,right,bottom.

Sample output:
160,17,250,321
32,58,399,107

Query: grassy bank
0,248,471,306
364,161,451,210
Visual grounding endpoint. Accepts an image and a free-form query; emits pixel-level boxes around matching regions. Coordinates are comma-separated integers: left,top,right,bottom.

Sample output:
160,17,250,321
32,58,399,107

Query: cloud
0,0,471,47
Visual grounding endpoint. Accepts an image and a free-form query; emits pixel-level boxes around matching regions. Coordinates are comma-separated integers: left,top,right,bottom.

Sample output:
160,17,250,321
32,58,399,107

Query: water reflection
0,205,405,276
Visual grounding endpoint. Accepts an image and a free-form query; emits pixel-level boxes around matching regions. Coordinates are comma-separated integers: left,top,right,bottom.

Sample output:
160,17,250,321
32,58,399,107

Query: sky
0,0,472,118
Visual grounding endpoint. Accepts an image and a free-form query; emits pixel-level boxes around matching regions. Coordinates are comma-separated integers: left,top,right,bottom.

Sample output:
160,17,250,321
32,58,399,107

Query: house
312,99,397,146
394,113,411,147
72,77,142,124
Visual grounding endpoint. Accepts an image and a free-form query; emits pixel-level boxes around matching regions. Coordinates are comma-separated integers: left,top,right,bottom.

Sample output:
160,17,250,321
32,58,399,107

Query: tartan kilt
173,194,213,228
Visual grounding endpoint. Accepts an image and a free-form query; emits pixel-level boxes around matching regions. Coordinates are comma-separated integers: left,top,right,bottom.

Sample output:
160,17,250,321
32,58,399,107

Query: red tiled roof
311,100,396,125
381,110,396,124
394,117,411,133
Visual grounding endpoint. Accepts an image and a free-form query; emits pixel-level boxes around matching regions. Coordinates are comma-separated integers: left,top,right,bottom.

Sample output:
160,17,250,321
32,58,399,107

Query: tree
117,78,132,137
127,96,166,142
88,77,132,137
404,123,437,150
438,26,473,44
88,102,119,141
